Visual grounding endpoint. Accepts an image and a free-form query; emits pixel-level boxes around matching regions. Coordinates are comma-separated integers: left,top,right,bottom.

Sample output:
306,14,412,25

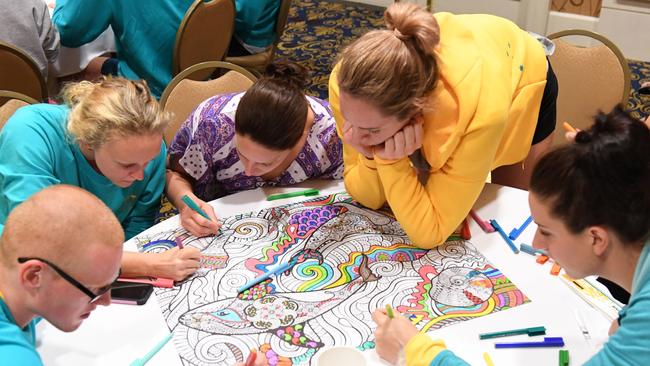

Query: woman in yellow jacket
329,2,557,248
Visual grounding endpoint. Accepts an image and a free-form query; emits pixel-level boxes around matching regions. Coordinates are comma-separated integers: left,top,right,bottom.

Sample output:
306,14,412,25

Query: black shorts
100,57,119,76
531,59,558,145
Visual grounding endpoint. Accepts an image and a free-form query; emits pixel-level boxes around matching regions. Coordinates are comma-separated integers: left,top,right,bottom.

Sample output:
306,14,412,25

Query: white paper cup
314,346,367,366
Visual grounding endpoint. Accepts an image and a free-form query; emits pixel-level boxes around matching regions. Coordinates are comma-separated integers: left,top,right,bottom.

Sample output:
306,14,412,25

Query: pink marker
470,210,496,233
175,236,184,249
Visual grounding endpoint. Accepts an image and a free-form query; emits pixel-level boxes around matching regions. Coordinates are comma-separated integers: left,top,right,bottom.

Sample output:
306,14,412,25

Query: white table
37,181,612,365
45,1,116,77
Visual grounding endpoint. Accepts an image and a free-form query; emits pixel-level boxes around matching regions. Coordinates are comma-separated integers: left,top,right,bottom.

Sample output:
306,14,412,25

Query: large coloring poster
136,193,529,365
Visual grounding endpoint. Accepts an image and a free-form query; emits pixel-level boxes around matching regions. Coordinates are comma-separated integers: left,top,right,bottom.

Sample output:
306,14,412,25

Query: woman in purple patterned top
166,61,343,237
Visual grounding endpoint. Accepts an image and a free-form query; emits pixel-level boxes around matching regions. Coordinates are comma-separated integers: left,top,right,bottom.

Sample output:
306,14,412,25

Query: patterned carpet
275,0,650,120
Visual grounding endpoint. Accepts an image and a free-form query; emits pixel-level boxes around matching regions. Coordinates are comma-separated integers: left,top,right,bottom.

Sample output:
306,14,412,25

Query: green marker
266,188,319,201
180,194,222,236
181,195,211,220
130,332,173,366
479,326,546,340
385,304,394,319
559,349,569,366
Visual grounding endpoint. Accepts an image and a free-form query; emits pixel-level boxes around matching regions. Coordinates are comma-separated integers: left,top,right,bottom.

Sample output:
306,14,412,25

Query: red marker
245,349,257,366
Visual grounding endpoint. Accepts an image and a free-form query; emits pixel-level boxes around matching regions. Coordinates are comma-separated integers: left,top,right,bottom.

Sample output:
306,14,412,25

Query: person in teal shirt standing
0,77,200,281
0,185,124,366
228,0,282,56
371,106,650,366
52,0,194,98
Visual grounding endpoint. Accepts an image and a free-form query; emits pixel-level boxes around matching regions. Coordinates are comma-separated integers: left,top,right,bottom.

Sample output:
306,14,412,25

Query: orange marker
461,219,472,240
550,262,562,276
536,255,550,264
562,121,577,133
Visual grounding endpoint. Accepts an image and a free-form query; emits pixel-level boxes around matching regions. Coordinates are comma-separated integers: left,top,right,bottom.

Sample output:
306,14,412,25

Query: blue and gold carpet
276,0,649,119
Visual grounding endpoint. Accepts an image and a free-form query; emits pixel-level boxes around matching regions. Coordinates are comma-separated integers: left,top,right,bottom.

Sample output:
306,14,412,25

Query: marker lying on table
479,326,546,340
559,349,569,366
483,352,495,366
130,332,173,366
520,243,547,256
238,260,296,293
508,215,532,240
267,188,319,201
490,219,519,254
494,337,564,348
181,195,222,235
245,348,257,366
469,210,495,233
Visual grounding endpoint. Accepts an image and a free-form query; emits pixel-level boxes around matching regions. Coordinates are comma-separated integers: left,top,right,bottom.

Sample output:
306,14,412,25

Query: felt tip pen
490,219,520,254
266,188,319,201
559,349,569,366
483,352,495,366
479,326,546,340
129,332,173,366
562,121,577,133
238,261,294,293
174,236,184,250
508,215,533,240
469,210,496,233
385,304,394,319
245,349,257,366
494,337,564,348
181,195,221,236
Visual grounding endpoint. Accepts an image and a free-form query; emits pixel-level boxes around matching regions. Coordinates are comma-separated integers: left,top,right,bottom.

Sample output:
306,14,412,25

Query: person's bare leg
82,56,109,81
491,133,554,190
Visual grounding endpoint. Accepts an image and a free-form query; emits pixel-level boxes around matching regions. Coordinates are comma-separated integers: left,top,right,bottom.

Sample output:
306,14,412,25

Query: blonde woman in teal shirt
0,78,200,281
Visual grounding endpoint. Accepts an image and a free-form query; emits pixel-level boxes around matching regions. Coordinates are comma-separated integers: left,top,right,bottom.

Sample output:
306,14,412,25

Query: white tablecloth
46,0,116,77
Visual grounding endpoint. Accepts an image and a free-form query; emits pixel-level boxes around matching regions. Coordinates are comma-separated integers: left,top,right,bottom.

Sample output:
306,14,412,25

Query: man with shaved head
0,185,123,365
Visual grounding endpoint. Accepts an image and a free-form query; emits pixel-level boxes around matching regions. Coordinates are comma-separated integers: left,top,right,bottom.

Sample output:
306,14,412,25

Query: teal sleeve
121,144,166,240
52,0,111,47
0,344,42,366
0,108,62,226
235,0,267,26
429,350,471,366
583,286,650,365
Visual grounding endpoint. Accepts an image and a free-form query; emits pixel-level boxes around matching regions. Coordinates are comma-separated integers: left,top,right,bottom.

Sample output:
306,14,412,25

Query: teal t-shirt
235,0,280,50
584,239,650,365
52,0,194,98
0,295,41,366
0,104,166,239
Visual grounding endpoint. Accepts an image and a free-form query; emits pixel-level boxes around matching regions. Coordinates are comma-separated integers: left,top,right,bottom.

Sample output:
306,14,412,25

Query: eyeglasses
17,257,119,304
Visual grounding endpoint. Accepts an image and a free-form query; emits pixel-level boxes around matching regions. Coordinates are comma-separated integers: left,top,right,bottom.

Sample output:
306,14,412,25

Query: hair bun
575,130,592,144
263,60,309,89
384,2,440,57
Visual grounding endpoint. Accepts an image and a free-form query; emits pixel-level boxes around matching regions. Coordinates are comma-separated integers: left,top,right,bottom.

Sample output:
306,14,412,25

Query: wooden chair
173,0,236,81
225,0,292,75
548,29,631,146
0,90,38,130
160,61,257,145
0,41,48,102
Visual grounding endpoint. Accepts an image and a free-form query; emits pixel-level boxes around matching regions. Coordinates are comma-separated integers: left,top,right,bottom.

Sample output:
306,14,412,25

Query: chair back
225,0,292,74
0,90,38,130
160,61,257,145
548,29,631,146
0,41,47,102
173,0,236,80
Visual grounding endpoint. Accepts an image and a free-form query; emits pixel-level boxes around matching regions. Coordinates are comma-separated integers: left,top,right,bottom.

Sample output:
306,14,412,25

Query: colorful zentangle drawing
135,193,530,365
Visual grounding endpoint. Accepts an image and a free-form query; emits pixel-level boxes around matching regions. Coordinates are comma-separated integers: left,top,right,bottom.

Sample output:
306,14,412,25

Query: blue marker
490,219,519,254
508,215,533,240
238,261,295,293
130,332,173,366
520,243,548,256
494,337,565,348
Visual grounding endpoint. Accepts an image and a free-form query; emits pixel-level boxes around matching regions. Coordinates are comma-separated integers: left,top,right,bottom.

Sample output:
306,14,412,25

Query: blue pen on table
238,260,295,293
490,219,519,254
494,337,564,348
130,332,173,366
520,243,548,256
181,195,221,235
508,215,533,240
